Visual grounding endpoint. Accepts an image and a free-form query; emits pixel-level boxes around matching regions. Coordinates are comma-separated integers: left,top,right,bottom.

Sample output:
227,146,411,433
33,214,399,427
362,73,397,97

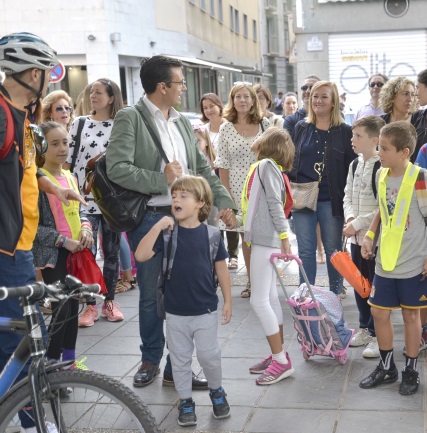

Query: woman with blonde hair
42,90,75,130
215,83,270,298
289,80,356,297
380,76,417,124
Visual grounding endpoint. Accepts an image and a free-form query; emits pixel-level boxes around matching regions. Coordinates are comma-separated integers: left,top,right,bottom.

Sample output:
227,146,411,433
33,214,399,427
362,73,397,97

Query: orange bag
331,241,371,299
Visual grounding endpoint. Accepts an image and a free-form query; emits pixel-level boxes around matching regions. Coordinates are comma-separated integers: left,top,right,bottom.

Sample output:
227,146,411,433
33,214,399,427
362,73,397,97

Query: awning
164,55,242,73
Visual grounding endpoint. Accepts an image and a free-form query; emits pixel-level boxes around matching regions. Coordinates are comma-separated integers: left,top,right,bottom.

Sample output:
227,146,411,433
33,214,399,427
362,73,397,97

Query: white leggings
250,244,284,337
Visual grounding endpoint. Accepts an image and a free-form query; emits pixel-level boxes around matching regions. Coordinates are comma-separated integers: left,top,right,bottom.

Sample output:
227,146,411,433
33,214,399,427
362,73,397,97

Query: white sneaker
362,337,380,358
350,328,370,347
21,422,57,433
339,287,347,300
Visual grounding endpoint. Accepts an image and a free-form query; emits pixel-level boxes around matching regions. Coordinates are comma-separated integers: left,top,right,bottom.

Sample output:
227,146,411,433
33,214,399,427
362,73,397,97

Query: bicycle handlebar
0,275,101,301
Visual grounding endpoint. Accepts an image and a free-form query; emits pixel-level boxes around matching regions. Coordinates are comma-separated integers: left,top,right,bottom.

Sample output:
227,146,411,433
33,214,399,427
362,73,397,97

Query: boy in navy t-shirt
135,175,232,427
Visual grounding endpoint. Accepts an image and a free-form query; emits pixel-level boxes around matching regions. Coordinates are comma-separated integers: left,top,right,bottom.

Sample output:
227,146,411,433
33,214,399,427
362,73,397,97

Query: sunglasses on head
54,105,72,113
369,82,384,88
301,85,313,92
29,124,48,156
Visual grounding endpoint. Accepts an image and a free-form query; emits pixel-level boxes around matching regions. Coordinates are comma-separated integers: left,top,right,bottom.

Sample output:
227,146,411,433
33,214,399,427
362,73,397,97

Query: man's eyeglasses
169,79,187,86
301,85,313,92
29,124,48,155
54,105,72,113
369,82,385,88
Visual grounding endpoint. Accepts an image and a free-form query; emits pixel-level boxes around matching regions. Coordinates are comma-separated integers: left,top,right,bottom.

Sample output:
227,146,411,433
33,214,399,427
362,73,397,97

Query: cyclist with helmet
0,32,85,433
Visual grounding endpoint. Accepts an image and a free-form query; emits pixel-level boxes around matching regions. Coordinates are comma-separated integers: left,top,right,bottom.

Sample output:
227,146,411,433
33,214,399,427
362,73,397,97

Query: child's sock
379,348,395,371
61,348,76,363
405,355,418,371
272,350,287,365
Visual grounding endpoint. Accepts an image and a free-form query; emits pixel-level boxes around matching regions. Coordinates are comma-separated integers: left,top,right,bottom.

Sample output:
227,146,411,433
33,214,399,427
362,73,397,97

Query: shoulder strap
371,160,381,199
133,106,170,164
0,96,15,160
260,120,265,132
70,117,86,172
163,223,178,280
351,157,359,178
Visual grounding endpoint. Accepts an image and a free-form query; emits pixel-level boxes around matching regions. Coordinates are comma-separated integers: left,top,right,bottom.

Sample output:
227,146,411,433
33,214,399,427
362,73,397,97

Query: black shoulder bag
90,108,170,232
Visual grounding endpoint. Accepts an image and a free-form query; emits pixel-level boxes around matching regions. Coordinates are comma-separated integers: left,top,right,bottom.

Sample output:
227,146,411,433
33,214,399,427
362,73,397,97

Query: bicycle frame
0,297,55,433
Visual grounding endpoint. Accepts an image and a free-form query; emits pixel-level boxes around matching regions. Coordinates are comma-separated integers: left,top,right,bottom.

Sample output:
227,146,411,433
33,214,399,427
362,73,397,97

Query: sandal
228,258,238,270
316,250,325,264
241,282,251,298
115,279,136,294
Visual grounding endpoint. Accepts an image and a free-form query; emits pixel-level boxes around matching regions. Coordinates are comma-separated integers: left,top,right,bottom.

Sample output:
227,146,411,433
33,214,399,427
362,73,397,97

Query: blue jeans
119,233,132,272
292,201,344,294
128,212,168,367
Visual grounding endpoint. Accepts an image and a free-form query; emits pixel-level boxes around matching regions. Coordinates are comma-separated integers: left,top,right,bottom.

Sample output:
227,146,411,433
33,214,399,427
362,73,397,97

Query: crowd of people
2,31,427,431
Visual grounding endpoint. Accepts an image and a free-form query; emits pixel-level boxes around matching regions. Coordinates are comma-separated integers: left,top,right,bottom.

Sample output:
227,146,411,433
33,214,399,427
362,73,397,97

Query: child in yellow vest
32,121,94,365
361,121,427,396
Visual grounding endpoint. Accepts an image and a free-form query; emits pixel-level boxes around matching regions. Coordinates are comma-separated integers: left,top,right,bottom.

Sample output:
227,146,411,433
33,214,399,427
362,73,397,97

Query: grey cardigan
242,159,289,249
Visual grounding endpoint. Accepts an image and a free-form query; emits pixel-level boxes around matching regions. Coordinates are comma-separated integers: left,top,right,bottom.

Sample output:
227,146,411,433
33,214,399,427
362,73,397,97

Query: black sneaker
209,387,230,419
178,399,197,426
359,364,398,389
399,367,420,395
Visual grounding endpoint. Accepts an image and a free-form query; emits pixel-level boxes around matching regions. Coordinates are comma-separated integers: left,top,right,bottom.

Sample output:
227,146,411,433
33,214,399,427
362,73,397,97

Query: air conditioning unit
384,0,409,18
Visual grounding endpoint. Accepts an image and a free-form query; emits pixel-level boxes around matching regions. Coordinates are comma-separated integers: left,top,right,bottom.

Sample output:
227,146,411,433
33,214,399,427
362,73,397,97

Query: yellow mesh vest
41,169,81,240
378,162,420,271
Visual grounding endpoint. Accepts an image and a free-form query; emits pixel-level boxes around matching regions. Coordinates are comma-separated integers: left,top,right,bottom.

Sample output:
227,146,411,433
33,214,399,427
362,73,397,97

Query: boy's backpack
0,96,15,160
156,223,222,320
351,157,381,199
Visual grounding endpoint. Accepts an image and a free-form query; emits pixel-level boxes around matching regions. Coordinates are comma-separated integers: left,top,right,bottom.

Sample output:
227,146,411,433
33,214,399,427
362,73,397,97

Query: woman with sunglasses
215,83,270,298
42,90,75,130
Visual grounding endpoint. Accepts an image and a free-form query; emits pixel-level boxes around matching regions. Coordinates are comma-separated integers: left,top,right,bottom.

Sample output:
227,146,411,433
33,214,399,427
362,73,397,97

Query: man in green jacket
107,55,236,388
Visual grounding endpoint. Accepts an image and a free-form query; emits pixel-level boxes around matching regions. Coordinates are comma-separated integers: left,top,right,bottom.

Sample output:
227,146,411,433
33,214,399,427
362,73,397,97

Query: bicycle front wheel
0,369,161,433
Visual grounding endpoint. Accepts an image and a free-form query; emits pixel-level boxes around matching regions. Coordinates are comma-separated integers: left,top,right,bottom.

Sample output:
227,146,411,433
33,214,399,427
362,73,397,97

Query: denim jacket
288,120,356,217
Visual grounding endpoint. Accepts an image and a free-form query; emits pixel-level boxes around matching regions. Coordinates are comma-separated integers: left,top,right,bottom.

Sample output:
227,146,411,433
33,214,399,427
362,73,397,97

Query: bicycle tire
0,369,162,433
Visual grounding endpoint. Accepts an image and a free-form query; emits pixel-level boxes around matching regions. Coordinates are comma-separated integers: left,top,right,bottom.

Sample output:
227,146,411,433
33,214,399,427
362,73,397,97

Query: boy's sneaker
256,353,294,385
399,367,420,395
249,354,272,374
209,387,230,419
101,301,124,322
350,328,370,347
340,287,347,300
359,364,398,389
362,337,380,358
78,305,99,327
177,399,197,426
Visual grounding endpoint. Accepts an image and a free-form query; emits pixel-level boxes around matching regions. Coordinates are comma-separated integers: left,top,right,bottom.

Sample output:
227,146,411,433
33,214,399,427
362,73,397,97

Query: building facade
291,0,427,113
0,0,264,110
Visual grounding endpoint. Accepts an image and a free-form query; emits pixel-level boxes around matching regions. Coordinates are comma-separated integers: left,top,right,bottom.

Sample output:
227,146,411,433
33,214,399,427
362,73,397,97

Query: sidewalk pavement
81,234,426,433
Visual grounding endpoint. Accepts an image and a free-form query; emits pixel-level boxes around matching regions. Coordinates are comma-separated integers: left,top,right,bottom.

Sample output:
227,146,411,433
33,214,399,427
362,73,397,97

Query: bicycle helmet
0,32,58,75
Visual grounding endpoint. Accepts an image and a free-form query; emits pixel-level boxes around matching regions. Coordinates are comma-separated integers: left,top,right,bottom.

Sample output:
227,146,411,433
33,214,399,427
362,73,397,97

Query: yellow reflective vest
378,162,420,271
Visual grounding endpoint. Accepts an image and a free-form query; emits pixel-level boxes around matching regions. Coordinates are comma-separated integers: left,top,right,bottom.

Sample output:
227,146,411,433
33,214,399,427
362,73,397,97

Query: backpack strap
371,160,381,199
351,157,381,199
0,96,15,160
70,117,87,172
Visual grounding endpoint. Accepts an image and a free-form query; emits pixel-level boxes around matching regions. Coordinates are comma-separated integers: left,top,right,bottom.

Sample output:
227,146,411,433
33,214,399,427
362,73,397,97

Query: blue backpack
156,223,221,319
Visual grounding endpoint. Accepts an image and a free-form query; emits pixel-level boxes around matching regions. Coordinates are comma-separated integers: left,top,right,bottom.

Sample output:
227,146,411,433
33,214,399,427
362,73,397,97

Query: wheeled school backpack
156,223,221,319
